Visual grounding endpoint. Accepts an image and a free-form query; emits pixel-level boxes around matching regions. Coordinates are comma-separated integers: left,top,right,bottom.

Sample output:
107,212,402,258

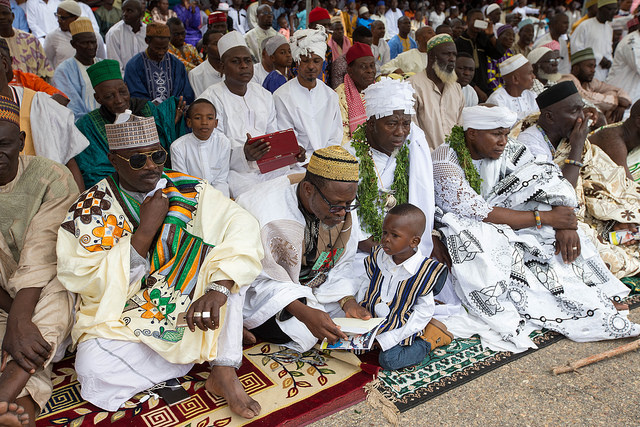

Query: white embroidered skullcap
485,3,500,16
363,77,416,119
290,26,328,63
58,0,82,16
498,53,529,76
265,34,288,56
218,31,248,59
527,47,551,65
462,105,518,131
106,110,159,151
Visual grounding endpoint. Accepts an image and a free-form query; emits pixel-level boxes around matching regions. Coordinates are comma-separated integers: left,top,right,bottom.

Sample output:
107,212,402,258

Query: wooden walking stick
552,339,640,375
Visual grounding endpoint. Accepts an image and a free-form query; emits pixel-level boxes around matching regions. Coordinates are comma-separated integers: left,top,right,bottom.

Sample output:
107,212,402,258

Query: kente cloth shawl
56,170,264,364
74,97,187,188
432,139,639,353
0,155,77,411
235,176,359,353
53,57,101,120
124,52,195,104
553,134,640,278
10,86,89,165
342,74,367,136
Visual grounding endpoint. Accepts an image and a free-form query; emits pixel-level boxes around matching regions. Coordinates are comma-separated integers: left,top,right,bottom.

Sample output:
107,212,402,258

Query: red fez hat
346,42,373,65
308,7,331,24
208,11,227,24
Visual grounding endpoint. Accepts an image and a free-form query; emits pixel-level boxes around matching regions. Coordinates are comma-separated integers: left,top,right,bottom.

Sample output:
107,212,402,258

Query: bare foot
206,366,261,419
242,328,256,346
0,402,29,427
613,299,629,311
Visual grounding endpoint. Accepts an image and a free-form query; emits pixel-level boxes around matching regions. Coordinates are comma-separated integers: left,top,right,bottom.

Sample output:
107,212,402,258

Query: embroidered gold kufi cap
106,111,159,151
146,22,170,38
70,17,94,36
307,146,359,182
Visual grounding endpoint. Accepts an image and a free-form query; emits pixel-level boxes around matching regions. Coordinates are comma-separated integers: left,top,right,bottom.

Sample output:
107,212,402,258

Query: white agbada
43,28,107,68
273,77,343,160
606,30,640,110
486,87,539,120
533,33,570,74
251,62,270,85
25,0,61,42
170,129,232,197
355,248,435,351
235,176,360,353
380,48,428,75
384,8,404,39
199,80,293,197
188,60,223,97
516,125,554,162
9,86,89,165
571,17,613,81
105,21,147,73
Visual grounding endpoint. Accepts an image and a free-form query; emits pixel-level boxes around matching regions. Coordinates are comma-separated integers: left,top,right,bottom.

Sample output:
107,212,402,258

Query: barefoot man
56,112,265,418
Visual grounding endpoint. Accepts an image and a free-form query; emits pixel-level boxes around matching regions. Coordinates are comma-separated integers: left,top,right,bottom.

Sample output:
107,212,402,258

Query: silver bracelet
205,283,231,298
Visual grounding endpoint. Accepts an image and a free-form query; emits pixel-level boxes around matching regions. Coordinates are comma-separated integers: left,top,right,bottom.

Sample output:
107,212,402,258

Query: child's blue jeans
378,338,431,371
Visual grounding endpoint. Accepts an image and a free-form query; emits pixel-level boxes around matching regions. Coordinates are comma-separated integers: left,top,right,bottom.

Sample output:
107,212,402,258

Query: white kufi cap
218,31,248,59
289,27,328,63
498,53,529,76
527,47,551,65
462,105,518,131
363,77,416,119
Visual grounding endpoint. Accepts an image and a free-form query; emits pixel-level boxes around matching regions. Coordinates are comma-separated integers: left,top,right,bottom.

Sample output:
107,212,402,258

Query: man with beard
528,46,561,95
410,34,463,150
236,146,371,352
380,26,434,75
559,48,630,123
532,13,571,74
571,0,618,81
486,53,538,120
274,26,342,161
52,18,101,120
335,42,375,146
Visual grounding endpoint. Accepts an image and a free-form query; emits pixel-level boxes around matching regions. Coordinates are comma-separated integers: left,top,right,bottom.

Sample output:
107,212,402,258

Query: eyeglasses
114,148,167,170
310,182,359,213
539,58,560,65
54,13,75,20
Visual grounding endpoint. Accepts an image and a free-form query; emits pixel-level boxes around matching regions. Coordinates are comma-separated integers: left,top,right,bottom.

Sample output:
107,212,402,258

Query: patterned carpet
365,293,640,423
36,343,379,427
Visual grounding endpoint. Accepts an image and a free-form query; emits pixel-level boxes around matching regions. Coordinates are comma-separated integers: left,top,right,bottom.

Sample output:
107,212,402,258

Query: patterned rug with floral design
36,343,379,427
364,293,640,422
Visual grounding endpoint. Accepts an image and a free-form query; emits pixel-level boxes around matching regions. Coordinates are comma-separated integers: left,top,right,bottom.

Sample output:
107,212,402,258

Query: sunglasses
310,182,359,214
114,148,167,170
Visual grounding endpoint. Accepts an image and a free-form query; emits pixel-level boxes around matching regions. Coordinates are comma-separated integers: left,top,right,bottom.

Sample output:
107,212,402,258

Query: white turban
462,106,518,131
218,31,248,58
290,26,328,63
363,77,416,119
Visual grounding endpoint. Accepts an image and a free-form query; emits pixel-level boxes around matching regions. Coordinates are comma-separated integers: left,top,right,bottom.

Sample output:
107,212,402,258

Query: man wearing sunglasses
57,112,265,420
237,146,372,352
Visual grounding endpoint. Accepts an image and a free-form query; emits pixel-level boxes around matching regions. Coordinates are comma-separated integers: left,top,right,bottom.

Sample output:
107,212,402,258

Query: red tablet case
250,129,299,174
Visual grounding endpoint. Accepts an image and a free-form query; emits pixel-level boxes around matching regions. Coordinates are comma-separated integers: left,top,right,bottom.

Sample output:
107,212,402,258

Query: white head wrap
218,31,248,58
527,47,551,65
363,77,416,119
498,53,529,76
265,34,288,56
290,27,328,63
462,106,518,131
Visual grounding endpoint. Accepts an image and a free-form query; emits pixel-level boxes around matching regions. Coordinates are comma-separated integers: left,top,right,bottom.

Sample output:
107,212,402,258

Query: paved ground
311,311,640,426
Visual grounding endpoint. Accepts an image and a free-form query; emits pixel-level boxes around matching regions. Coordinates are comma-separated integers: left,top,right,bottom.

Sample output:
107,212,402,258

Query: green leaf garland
445,125,482,194
351,124,410,241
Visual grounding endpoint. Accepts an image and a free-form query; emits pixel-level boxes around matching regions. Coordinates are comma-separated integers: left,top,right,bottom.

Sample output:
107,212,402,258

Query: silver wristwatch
205,283,231,298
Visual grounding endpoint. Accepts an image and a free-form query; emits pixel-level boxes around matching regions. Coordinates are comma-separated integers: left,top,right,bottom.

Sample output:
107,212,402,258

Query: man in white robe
52,18,101,120
57,112,265,419
189,29,223,97
380,26,433,75
606,27,640,113
571,0,618,81
199,31,304,197
244,4,276,63
273,27,342,161
105,0,147,74
237,146,370,352
532,12,571,74
486,54,539,120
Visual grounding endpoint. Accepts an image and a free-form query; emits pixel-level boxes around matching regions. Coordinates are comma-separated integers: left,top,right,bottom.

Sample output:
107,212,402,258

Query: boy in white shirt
350,204,450,370
170,99,231,197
